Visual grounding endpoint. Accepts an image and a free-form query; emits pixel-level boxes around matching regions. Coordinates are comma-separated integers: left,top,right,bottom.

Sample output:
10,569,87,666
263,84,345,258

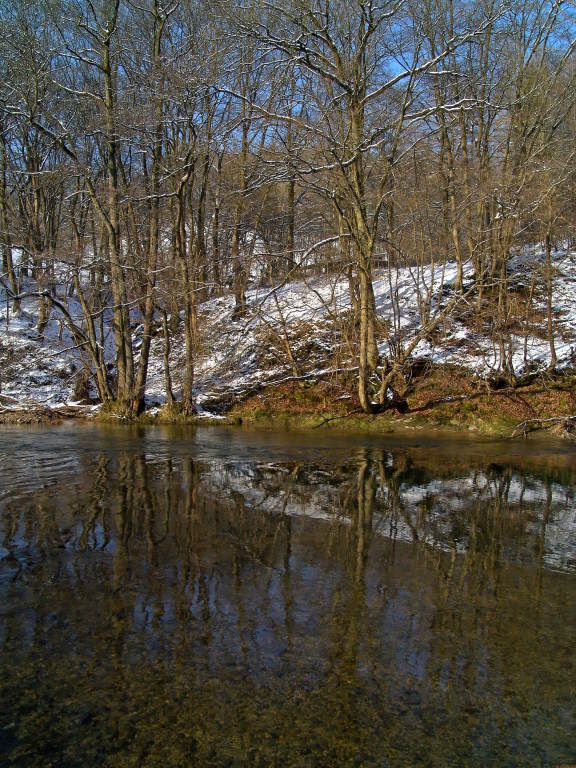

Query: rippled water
0,424,575,767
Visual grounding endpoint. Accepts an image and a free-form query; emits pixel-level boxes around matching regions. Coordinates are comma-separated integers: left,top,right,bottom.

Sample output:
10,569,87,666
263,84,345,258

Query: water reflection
0,427,575,766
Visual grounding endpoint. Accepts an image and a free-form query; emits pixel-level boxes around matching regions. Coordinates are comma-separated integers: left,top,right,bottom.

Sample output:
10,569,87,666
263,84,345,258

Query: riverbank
3,368,575,440
216,367,576,440
3,252,576,420
2,251,576,442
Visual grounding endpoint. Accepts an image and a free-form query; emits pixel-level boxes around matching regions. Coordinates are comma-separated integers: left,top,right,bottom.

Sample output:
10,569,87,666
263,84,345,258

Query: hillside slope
1,247,575,416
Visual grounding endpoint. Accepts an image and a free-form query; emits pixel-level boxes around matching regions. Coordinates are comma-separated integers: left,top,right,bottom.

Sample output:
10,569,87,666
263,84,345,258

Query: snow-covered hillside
1,246,576,411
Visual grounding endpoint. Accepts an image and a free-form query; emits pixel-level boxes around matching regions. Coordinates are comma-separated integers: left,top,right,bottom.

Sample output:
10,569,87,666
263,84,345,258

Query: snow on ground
0,285,85,404
2,247,576,407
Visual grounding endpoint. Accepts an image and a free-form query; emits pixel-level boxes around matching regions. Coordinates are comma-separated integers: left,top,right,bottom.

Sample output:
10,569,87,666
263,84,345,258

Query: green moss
231,404,524,438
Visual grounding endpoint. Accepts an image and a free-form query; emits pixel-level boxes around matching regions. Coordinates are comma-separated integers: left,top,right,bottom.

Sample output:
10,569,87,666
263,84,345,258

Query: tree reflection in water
0,437,575,767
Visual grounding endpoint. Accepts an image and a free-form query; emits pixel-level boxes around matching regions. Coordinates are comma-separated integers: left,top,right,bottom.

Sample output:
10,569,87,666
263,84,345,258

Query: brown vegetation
232,366,576,438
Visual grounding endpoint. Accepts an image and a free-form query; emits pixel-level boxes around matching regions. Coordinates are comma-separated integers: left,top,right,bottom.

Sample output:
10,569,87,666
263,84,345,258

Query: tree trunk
357,267,378,413
0,121,19,312
545,228,557,371
102,3,135,410
162,309,174,406
133,6,166,412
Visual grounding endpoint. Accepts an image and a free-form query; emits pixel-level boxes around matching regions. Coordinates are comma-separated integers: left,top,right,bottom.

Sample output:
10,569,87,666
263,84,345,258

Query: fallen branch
261,366,358,389
0,400,97,418
511,415,576,438
0,394,20,405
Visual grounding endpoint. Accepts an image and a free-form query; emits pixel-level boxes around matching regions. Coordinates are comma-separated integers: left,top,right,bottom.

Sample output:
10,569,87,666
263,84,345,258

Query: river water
0,424,575,767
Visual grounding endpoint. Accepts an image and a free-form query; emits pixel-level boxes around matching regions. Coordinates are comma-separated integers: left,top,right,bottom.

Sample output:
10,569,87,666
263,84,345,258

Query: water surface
0,424,575,767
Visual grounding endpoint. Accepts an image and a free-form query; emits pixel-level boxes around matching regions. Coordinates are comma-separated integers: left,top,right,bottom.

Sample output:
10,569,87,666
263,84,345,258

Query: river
0,424,575,767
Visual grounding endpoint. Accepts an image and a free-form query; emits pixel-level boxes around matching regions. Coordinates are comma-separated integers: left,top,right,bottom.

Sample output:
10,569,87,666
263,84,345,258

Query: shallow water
0,424,575,767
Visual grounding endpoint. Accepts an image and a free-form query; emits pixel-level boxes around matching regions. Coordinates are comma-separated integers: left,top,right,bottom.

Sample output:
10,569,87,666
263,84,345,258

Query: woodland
1,0,576,419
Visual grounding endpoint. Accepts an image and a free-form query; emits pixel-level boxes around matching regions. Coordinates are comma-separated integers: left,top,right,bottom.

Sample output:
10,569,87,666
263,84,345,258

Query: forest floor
1,245,576,438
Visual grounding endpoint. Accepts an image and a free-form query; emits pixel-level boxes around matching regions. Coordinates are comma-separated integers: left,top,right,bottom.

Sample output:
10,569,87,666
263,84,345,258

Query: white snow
1,245,576,408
